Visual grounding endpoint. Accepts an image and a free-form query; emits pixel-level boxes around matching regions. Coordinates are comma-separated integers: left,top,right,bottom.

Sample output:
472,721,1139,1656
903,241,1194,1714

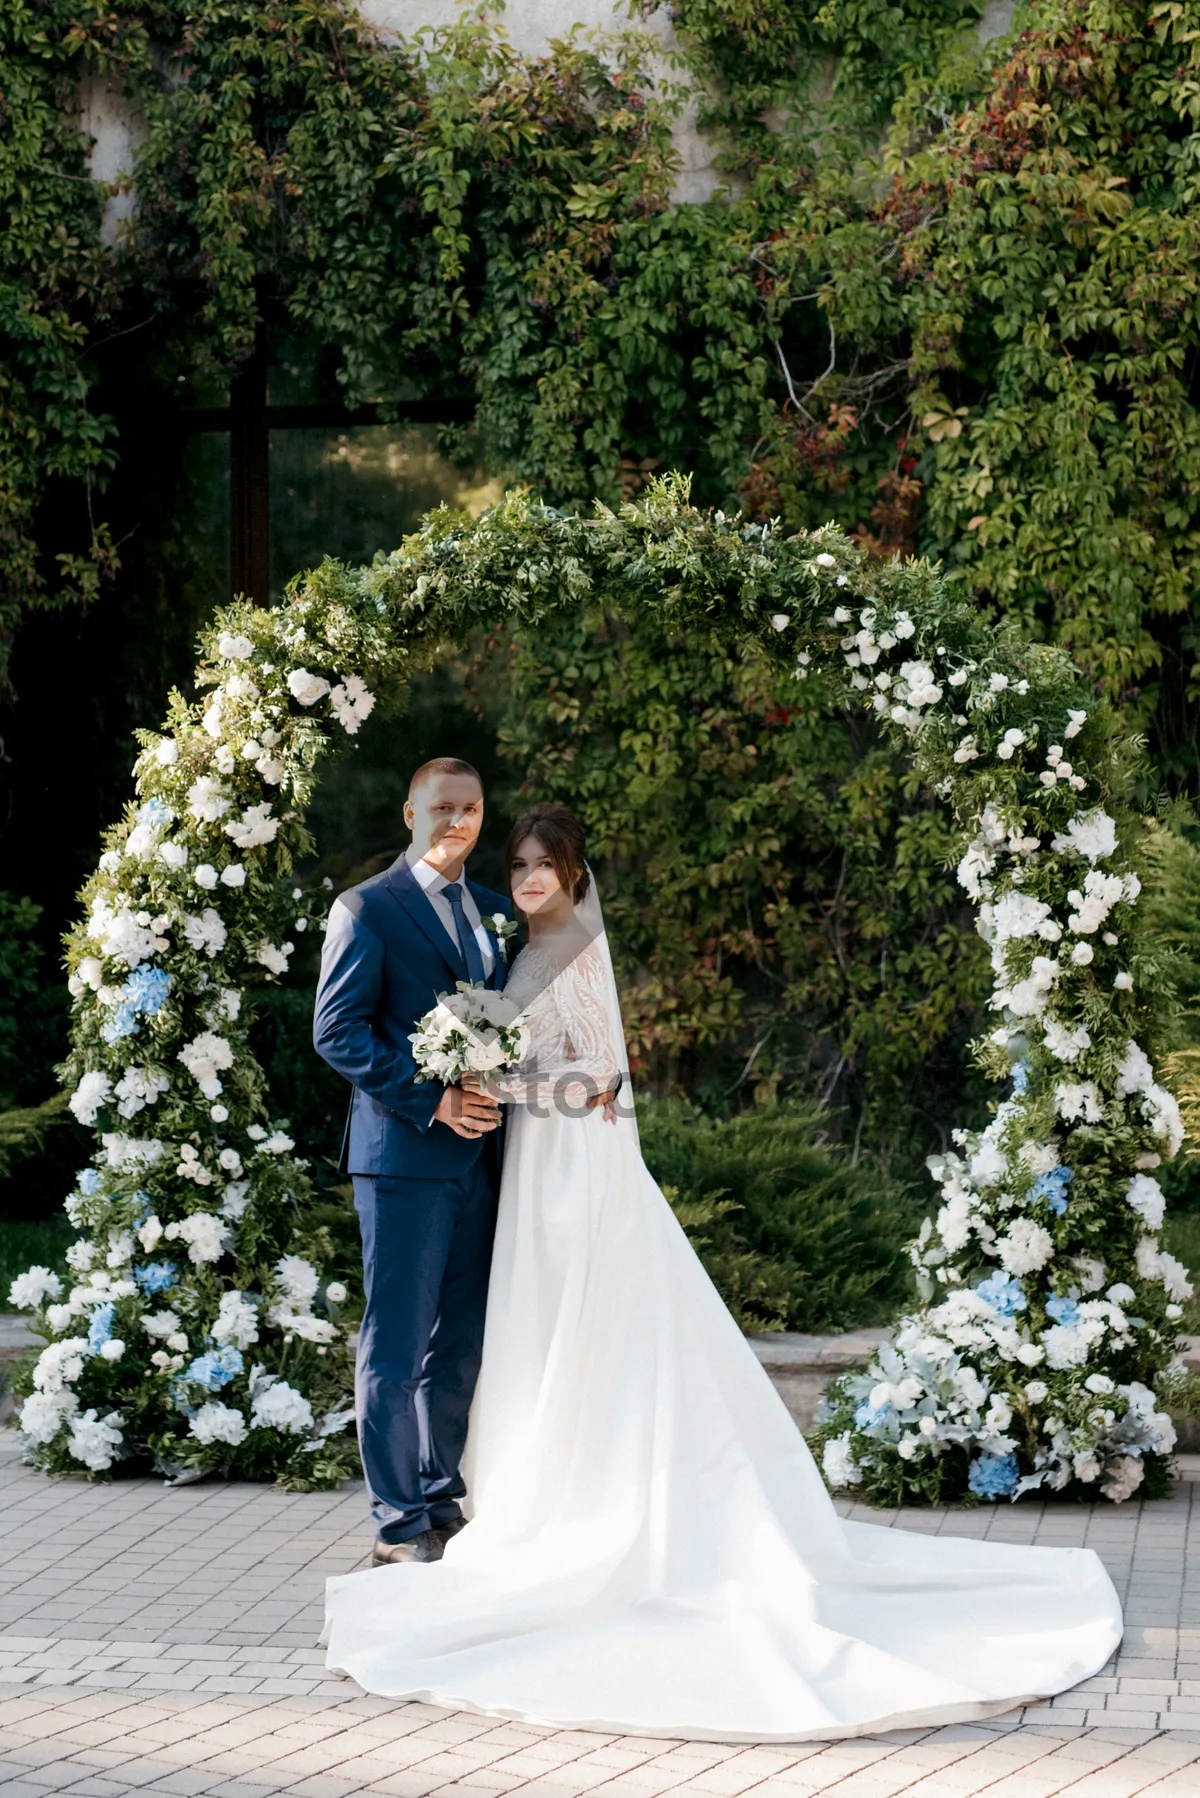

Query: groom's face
404,771,484,874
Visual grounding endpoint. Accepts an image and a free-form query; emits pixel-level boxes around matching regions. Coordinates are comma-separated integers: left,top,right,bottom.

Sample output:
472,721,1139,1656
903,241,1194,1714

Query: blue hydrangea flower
854,1400,890,1429
169,1379,197,1417
87,1302,115,1352
138,798,173,827
968,1452,1020,1501
1032,1165,1073,1216
184,1346,244,1391
102,965,172,1044
1046,1293,1080,1326
976,1271,1027,1316
77,1169,101,1196
1010,1060,1031,1096
135,1260,179,1296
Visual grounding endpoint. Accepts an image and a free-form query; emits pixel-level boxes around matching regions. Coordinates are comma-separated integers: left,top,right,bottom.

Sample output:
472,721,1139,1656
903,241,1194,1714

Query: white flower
220,864,246,888
187,776,231,824
325,1282,347,1304
1016,1342,1045,1366
992,892,1052,943
194,864,219,891
164,1212,229,1265
1157,1250,1194,1302
166,1332,188,1353
953,735,979,764
102,1133,165,1169
69,1071,112,1126
1101,1456,1145,1503
157,841,188,873
225,803,278,850
1043,1325,1089,1370
1043,1021,1091,1063
8,1265,63,1311
996,1218,1055,1275
220,1180,250,1220
249,1376,313,1434
154,738,179,765
212,1289,260,1350
1002,956,1061,1019
141,1308,180,1341
1084,1372,1115,1395
178,1031,235,1099
1050,809,1117,863
988,672,1009,693
98,1339,125,1362
274,1254,319,1306
1126,1174,1166,1231
17,1388,79,1444
255,940,292,976
898,660,942,707
287,668,330,706
329,674,376,735
184,908,228,959
1070,942,1094,966
87,901,160,969
217,633,253,661
1019,1141,1059,1176
66,1239,95,1272
114,1066,170,1119
1114,971,1133,991
1067,870,1126,935
190,1402,248,1447
822,1433,862,1487
1055,1081,1104,1124
261,1130,294,1155
1024,1380,1048,1404
33,1336,88,1394
75,955,105,992
67,1408,123,1472
105,1229,134,1269
1142,1082,1185,1157
770,614,791,633
1064,709,1087,738
175,1142,213,1186
1116,1041,1155,1099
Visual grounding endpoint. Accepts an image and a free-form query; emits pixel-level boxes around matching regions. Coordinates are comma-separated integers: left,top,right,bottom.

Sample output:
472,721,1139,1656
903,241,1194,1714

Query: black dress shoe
430,1516,467,1548
372,1529,443,1566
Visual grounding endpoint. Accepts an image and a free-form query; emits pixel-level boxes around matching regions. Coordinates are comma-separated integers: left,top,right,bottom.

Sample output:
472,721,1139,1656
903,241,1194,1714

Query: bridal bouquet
411,982,530,1085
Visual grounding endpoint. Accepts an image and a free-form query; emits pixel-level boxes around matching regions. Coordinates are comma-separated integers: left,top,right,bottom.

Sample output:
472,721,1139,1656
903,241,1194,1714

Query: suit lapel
385,857,468,981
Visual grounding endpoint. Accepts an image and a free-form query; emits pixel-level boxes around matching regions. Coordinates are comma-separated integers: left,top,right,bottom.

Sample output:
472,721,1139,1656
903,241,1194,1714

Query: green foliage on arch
4,480,1192,1506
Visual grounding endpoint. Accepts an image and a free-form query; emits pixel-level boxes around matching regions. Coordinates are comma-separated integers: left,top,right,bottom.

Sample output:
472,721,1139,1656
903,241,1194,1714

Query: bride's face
510,834,573,920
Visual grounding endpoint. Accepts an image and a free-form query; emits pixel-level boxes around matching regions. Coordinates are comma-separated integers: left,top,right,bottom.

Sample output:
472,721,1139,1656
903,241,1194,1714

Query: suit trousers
353,1161,499,1543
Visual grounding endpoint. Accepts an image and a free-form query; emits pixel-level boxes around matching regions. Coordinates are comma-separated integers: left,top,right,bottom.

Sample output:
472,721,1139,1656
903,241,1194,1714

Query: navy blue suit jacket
313,854,514,1181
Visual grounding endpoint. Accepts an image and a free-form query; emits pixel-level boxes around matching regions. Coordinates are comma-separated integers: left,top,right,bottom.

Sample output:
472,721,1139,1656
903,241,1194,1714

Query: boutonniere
483,913,519,962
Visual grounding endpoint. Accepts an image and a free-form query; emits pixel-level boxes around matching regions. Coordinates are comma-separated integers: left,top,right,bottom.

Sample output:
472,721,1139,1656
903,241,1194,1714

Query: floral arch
8,476,1191,1503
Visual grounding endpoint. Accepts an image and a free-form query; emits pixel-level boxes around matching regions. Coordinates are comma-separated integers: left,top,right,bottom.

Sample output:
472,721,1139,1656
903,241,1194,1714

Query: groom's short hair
407,756,482,799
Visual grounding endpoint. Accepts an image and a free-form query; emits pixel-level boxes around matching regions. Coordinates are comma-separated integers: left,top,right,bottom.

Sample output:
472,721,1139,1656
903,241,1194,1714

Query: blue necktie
443,880,487,985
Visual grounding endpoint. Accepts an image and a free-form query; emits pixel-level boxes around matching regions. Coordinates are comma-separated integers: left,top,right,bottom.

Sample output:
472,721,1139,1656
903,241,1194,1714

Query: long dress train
323,938,1121,1742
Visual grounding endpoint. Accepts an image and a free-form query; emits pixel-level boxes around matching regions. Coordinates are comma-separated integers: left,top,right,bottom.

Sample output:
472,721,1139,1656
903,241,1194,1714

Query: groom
313,757,513,1565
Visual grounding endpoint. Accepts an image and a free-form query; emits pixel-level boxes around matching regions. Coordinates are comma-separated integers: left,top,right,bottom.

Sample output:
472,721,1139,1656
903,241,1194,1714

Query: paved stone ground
3,1433,1200,1797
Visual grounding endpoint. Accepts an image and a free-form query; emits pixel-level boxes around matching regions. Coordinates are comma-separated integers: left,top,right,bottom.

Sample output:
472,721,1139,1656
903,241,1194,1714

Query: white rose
287,668,330,706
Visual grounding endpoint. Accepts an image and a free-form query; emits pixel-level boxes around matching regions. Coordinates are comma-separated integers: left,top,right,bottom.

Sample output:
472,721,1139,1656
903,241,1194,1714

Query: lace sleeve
490,946,618,1109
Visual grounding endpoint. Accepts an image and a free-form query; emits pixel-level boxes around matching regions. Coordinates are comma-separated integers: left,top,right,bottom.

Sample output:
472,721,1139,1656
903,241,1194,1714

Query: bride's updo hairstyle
506,803,591,905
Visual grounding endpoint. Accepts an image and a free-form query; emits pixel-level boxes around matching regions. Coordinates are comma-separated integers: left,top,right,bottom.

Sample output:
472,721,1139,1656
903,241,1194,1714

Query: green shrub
637,1097,916,1333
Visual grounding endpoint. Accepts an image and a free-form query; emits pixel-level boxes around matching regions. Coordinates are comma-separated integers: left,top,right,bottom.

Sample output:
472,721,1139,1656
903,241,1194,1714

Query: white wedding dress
323,901,1122,1742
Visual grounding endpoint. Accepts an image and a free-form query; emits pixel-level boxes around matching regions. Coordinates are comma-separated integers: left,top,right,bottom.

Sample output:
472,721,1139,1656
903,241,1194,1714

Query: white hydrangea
1000,956,1061,1019
822,1433,863,1488
178,1031,235,1098
102,1133,165,1169
212,1290,260,1349
183,908,228,959
1043,1021,1091,1063
86,901,162,969
190,1402,248,1447
18,1388,79,1444
67,1409,123,1472
330,675,375,734
164,1212,229,1265
114,1066,170,1119
996,1218,1055,1275
141,1309,181,1341
1066,871,1126,934
8,1265,63,1311
225,803,278,850
187,776,231,823
249,1376,314,1434
1115,1041,1155,1099
992,892,1052,943
69,1070,112,1126
1050,809,1117,863
1126,1174,1166,1231
1055,1082,1104,1124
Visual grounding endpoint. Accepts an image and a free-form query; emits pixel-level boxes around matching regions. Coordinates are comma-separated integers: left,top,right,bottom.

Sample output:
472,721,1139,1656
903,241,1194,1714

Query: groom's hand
434,1083,502,1139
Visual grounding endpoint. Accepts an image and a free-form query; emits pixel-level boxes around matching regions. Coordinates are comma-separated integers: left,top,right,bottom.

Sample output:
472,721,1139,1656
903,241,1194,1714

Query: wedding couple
313,757,1122,1743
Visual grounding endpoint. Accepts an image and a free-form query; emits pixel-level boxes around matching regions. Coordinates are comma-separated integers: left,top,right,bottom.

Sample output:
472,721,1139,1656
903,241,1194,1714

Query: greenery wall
4,0,1200,1243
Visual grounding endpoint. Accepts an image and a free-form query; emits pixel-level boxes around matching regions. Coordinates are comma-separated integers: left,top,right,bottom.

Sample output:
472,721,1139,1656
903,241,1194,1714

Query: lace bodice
493,940,618,1107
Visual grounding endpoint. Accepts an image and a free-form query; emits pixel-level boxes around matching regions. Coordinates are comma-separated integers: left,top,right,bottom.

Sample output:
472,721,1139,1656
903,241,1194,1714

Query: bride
323,803,1121,1742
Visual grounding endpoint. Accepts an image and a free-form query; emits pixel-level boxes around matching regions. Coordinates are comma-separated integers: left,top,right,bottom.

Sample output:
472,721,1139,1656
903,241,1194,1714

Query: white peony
996,1218,1055,1276
190,1402,248,1447
274,1254,319,1306
287,668,330,706
178,1031,234,1098
141,1309,180,1341
158,841,188,872
8,1265,63,1310
220,863,246,887
69,1070,112,1126
1050,809,1117,863
183,908,228,959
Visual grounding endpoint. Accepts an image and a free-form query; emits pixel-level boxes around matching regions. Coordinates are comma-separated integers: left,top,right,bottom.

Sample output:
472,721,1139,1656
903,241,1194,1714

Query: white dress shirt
405,844,495,977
